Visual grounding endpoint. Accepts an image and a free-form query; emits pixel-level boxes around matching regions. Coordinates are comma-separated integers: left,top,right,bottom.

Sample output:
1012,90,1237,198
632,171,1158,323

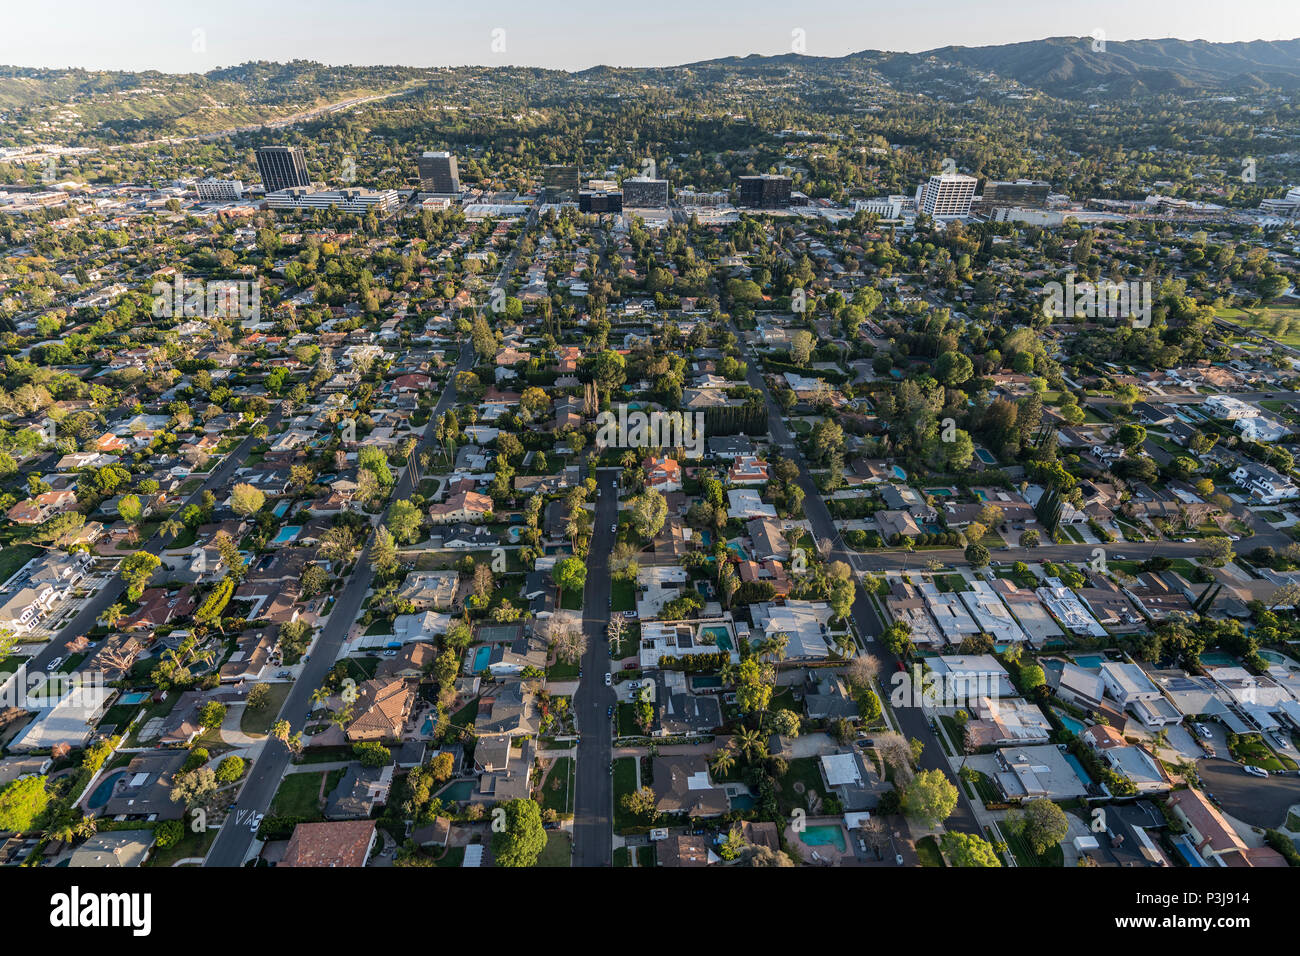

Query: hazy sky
3,0,1299,73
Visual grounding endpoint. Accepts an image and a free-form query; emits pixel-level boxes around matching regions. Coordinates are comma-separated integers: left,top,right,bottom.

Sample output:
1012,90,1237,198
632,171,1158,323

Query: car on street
607,705,613,718
1180,537,1195,543
611,523,617,533
623,610,638,619
604,672,612,686
1244,765,1269,778
46,657,63,672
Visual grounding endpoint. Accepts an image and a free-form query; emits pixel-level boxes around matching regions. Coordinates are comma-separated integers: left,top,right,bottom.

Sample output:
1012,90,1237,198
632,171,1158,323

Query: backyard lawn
271,771,329,818
535,830,572,867
539,757,575,816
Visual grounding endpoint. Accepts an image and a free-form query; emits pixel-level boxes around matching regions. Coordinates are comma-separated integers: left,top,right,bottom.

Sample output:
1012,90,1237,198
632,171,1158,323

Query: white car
46,657,63,672
611,523,618,533
1243,765,1269,778
1180,537,1195,543
604,672,612,686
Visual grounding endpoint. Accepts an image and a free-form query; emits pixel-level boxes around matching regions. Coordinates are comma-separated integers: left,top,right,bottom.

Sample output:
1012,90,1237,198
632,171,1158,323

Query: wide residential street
571,468,619,867
738,332,983,838
205,343,474,866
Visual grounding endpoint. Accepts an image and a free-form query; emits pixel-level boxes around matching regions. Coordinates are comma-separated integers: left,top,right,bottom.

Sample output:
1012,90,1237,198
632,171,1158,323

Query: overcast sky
3,0,1298,73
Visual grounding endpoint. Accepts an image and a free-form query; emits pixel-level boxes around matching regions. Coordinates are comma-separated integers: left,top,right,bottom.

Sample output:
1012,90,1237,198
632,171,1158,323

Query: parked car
611,523,618,533
604,672,612,686
1180,537,1195,543
45,657,63,672
1244,765,1269,778
1195,723,1213,740
607,705,613,718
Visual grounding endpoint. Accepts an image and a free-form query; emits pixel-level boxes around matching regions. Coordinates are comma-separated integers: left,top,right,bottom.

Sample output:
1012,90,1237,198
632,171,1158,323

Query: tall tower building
418,151,460,194
737,174,792,208
543,165,580,202
255,146,311,193
917,173,977,219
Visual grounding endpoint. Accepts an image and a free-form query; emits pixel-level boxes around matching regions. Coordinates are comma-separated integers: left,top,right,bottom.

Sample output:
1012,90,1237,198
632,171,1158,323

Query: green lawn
916,835,946,867
776,757,825,815
539,757,575,816
612,757,639,833
146,825,217,867
0,543,39,584
240,682,291,736
561,588,583,611
610,578,636,612
1003,825,1065,867
271,771,326,818
1217,305,1300,347
535,830,571,867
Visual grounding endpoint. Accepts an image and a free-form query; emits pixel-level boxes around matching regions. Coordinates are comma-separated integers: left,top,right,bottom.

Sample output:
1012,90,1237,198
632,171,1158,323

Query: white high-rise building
917,173,977,219
195,178,244,201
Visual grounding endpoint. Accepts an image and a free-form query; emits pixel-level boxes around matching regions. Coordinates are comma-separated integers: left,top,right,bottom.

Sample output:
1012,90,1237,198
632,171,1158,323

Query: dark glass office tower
543,165,580,202
418,151,460,194
737,174,792,208
255,146,311,192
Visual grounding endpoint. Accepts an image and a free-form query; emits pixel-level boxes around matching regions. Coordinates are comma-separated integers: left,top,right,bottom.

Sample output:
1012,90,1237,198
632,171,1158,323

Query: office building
543,165,580,202
265,187,401,215
579,190,622,214
621,177,669,208
917,173,977,219
255,146,311,193
979,179,1051,209
195,179,245,202
737,174,792,208
417,151,460,194
853,195,908,218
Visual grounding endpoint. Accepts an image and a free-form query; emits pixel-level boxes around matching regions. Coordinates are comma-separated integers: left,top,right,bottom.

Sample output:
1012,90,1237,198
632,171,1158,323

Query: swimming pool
1201,651,1237,668
437,781,474,802
701,626,732,652
725,540,750,561
270,525,301,545
1055,710,1086,735
892,465,907,480
118,691,148,705
1259,649,1296,669
1072,654,1106,669
800,825,847,851
272,501,290,518
469,646,491,672
87,770,127,809
1064,753,1093,787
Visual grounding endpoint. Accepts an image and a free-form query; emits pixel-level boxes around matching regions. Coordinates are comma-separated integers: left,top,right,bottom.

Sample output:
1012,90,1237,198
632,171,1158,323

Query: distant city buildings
264,187,401,214
578,190,622,214
852,195,909,219
917,173,977,219
1259,186,1300,218
621,176,669,208
417,151,460,194
194,178,245,201
737,174,792,208
255,146,311,193
978,179,1051,209
543,164,580,202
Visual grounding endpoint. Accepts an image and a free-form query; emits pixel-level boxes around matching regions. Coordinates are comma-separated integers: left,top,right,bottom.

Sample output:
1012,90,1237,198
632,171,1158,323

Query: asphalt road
1197,757,1300,829
740,339,983,837
571,469,619,867
204,344,474,866
27,405,285,672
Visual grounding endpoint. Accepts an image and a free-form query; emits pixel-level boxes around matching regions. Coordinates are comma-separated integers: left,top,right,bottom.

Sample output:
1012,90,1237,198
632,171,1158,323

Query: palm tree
161,518,183,540
710,747,737,777
99,603,125,631
734,727,766,761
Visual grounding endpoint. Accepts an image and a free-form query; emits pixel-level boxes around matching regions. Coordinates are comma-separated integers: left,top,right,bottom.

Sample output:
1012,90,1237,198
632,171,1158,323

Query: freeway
26,405,285,673
571,469,620,867
205,343,474,866
737,334,983,838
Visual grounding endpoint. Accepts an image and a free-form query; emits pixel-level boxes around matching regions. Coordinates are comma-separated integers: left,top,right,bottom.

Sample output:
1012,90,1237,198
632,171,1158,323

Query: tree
198,701,227,729
710,747,737,777
0,775,51,832
1116,423,1147,450
551,624,588,665
471,314,498,361
735,657,772,716
120,551,161,601
941,831,1002,867
964,543,991,569
247,683,272,710
1006,798,1069,855
936,351,973,386
387,498,423,545
230,482,265,517
353,742,392,767
490,798,547,867
98,603,126,630
215,755,245,783
1018,530,1040,548
621,786,658,822
1201,536,1234,568
117,494,144,541
628,488,668,540
552,556,587,594
370,526,399,575
790,330,816,365
901,769,958,829
170,767,218,808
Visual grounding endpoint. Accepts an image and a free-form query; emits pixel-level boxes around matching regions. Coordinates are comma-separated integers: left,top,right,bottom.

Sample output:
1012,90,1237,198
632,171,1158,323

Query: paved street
571,469,619,867
739,336,983,837
204,344,474,866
